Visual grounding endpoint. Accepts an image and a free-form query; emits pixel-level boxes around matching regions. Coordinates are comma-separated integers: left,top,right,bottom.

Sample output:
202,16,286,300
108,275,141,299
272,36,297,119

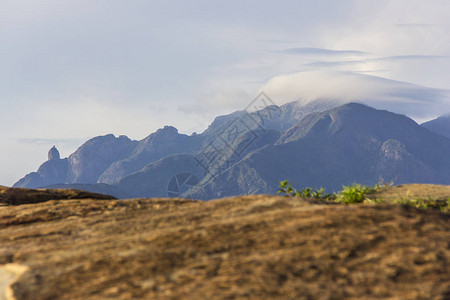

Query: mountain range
13,100,450,199
421,114,450,139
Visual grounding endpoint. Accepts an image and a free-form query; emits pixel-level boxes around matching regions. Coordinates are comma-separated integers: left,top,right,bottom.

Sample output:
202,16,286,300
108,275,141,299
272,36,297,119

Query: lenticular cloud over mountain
260,71,450,120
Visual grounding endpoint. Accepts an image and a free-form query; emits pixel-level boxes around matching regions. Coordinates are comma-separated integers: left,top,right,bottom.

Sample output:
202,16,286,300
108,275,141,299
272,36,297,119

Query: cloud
304,60,365,68
279,47,367,56
178,88,251,120
15,137,88,146
395,23,437,28
305,55,447,68
377,55,449,61
258,39,296,44
259,71,450,119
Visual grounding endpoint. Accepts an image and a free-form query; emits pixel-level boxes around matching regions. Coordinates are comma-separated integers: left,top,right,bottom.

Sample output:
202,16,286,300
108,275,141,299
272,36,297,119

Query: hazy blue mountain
14,135,137,188
96,100,337,187
194,99,339,174
13,172,43,188
67,134,138,183
201,99,338,142
195,129,281,186
14,100,337,190
116,154,205,198
421,115,450,139
13,147,69,188
98,126,204,184
115,129,283,199
194,103,450,199
203,110,247,133
266,99,340,131
15,100,450,200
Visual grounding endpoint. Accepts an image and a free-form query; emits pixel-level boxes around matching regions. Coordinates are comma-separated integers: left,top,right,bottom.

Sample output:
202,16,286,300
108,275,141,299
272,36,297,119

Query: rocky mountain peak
48,146,60,161
159,125,179,134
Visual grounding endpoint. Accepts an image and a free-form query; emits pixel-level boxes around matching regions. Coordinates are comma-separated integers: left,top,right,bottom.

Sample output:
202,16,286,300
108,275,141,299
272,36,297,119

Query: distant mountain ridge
14,100,332,190
98,126,204,184
421,115,450,139
13,100,450,199
14,134,137,188
192,103,450,199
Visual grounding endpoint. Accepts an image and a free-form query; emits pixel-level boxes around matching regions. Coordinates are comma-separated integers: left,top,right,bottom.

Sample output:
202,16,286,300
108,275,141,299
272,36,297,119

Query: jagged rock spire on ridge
48,146,60,161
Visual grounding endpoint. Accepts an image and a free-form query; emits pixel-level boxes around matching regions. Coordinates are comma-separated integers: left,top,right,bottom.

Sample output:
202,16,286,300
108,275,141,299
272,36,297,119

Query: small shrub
277,180,297,197
334,179,392,204
277,181,334,200
336,184,376,204
277,180,390,203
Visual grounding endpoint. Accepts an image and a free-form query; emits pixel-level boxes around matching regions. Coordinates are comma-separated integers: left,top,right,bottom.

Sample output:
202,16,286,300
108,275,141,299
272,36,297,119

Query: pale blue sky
1,0,450,186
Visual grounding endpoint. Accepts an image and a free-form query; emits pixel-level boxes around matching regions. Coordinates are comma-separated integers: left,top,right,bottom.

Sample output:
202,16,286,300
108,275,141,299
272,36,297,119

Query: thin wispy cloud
279,47,367,56
15,138,88,146
303,55,449,71
258,39,297,44
395,23,437,28
377,55,449,61
260,71,450,118
304,60,365,68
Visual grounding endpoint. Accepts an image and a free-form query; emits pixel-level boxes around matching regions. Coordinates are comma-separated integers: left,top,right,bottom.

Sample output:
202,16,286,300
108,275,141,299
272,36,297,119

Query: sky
1,0,450,186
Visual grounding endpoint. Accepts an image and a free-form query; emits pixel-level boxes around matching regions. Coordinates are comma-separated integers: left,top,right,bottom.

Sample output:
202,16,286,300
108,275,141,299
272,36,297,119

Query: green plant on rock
299,187,312,198
336,184,376,204
277,181,334,200
277,180,297,197
277,179,394,203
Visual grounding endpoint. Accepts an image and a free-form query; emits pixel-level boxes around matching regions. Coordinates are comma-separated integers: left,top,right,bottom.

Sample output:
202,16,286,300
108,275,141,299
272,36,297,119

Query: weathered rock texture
0,186,115,206
0,185,449,299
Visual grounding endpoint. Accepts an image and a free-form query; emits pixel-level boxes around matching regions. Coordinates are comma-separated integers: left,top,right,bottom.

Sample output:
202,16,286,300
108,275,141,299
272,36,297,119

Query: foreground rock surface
0,186,449,299
0,186,115,206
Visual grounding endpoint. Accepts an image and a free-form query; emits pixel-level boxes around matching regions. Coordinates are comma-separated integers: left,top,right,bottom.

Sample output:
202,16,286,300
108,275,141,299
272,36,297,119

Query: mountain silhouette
421,115,450,139
13,101,450,199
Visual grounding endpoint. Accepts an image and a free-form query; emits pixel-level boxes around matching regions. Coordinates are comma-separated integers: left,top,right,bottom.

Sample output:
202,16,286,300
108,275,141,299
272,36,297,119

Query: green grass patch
394,197,450,213
277,180,335,200
278,180,390,202
277,180,391,203
277,179,449,212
